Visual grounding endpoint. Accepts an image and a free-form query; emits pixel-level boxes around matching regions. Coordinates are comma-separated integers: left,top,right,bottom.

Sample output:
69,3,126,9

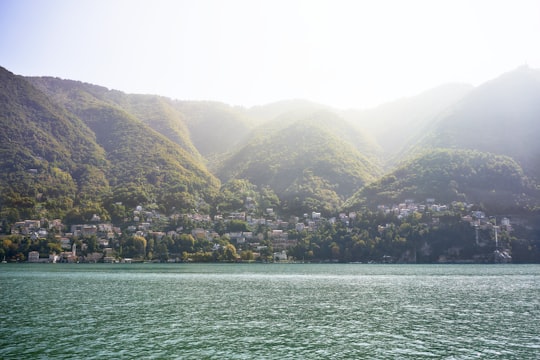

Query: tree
240,250,254,261
221,243,238,261
124,235,147,259
227,219,249,232
178,234,195,253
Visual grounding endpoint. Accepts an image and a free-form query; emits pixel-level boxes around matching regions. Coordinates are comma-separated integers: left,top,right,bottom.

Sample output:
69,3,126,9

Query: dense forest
1,65,540,262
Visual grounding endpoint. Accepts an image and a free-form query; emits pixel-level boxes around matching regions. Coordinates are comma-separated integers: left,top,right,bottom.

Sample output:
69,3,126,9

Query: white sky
1,0,539,109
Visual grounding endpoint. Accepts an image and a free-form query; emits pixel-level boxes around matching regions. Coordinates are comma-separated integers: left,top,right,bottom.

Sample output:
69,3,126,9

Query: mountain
171,101,255,166
2,64,540,224
247,99,332,122
343,83,473,165
216,110,382,215
408,66,540,180
251,102,382,158
29,77,202,160
0,68,221,223
344,149,537,212
0,67,109,221
347,66,540,212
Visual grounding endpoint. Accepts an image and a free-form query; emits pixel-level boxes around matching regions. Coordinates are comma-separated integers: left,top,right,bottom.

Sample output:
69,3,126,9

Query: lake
1,263,539,359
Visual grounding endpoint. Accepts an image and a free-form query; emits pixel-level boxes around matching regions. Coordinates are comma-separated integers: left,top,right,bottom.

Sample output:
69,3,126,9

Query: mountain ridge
1,65,540,223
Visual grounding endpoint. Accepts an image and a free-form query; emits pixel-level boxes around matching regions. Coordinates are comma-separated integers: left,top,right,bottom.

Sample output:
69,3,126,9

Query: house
70,224,97,237
228,212,246,220
228,232,244,244
28,251,40,263
472,211,486,219
12,220,41,235
84,252,103,263
269,230,297,251
98,238,109,247
273,250,288,262
49,219,64,232
60,238,71,249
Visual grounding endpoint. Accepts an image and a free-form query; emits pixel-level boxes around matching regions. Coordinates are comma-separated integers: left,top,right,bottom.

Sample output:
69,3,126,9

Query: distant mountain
246,103,382,158
344,149,538,212
217,110,382,215
171,101,255,166
247,99,332,122
408,66,540,180
343,83,473,165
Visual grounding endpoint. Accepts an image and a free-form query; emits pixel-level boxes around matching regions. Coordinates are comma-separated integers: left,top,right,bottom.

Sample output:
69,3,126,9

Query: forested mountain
0,67,220,223
342,66,540,213
1,64,540,226
406,66,540,180
0,67,109,221
216,110,382,215
345,149,538,212
29,77,202,160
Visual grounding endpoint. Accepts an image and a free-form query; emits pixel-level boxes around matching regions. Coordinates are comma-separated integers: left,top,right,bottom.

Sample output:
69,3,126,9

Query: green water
1,263,539,359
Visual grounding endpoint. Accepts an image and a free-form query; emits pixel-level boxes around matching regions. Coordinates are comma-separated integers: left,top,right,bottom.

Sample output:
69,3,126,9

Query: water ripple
1,263,539,359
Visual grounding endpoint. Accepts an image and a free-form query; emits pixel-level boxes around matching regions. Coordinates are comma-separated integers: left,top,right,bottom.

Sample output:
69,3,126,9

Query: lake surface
1,263,539,359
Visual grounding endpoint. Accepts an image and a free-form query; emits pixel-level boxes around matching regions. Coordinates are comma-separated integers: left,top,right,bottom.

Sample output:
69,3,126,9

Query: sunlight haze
1,0,539,108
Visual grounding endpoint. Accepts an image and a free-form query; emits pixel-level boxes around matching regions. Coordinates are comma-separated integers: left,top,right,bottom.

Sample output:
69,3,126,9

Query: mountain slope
29,77,202,160
32,79,220,211
172,101,255,162
409,66,540,180
345,148,537,212
343,83,473,165
1,69,220,221
217,110,382,215
0,67,109,220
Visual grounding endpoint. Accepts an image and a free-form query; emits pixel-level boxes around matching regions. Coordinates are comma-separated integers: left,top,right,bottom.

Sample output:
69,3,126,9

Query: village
5,196,517,264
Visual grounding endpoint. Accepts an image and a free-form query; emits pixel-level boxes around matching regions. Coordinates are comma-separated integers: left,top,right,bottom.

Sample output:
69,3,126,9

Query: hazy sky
1,0,539,108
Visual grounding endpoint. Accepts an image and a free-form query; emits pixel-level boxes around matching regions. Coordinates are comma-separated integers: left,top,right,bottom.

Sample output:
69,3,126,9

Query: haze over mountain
409,66,540,180
343,83,474,164
1,65,540,224
345,66,540,212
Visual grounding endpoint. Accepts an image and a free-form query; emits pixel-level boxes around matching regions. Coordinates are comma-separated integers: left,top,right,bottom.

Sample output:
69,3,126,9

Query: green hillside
0,67,109,221
73,104,220,213
345,149,537,212
3,64,540,226
217,110,381,215
1,67,220,223
29,77,202,160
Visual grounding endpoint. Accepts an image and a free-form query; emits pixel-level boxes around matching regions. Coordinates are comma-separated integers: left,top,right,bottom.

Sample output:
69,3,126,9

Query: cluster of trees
0,229,251,263
287,208,538,263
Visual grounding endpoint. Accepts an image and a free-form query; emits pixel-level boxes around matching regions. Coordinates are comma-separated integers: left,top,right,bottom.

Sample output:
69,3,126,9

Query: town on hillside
1,196,530,264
